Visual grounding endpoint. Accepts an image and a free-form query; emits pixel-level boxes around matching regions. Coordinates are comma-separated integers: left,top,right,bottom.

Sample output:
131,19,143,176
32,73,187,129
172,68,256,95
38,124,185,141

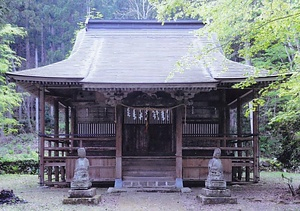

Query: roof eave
6,74,83,85
82,82,219,91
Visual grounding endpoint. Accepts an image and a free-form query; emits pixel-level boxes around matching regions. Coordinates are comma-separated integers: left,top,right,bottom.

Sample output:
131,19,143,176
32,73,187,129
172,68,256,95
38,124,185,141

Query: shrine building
6,19,277,188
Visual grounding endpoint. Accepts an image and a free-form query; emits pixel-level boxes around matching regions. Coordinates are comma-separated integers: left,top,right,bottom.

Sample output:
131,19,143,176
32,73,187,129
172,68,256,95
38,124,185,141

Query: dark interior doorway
122,108,174,156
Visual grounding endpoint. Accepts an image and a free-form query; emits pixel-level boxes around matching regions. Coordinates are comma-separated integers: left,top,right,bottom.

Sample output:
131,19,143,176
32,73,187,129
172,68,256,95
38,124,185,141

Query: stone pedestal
70,179,92,190
198,188,237,205
205,180,226,190
62,188,101,205
199,148,237,205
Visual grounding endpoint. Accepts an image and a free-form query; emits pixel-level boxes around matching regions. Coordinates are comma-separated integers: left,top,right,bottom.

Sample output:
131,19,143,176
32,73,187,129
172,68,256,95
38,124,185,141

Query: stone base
63,195,101,205
71,180,92,190
68,188,97,198
205,180,226,190
201,188,231,197
198,195,237,205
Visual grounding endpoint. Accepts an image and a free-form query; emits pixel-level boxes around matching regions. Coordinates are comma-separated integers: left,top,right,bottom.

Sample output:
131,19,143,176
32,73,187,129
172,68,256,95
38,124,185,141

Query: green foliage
0,159,38,174
0,133,38,162
151,0,300,71
151,0,300,168
0,24,25,134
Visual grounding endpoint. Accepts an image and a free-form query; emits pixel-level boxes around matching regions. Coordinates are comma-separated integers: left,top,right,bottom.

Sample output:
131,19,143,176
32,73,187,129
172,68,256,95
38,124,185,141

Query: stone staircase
123,176,176,188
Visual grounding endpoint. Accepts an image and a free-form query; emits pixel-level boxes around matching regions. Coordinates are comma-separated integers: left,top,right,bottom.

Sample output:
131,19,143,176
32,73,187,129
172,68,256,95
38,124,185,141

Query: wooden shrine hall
7,19,277,188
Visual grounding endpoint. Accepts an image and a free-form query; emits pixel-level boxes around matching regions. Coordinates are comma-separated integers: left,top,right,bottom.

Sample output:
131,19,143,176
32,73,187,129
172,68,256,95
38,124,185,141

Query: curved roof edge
86,19,205,30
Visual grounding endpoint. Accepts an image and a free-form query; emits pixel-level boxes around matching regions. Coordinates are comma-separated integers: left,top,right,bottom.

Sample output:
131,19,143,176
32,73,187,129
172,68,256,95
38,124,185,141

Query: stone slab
68,188,96,198
205,180,226,190
62,195,101,205
181,187,192,193
198,195,237,205
201,188,231,197
107,187,128,193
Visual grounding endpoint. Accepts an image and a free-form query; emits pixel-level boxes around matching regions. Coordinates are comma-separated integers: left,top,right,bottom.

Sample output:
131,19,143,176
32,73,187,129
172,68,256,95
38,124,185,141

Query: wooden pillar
64,106,70,154
70,107,76,149
65,106,70,136
115,105,123,188
175,106,183,188
236,98,243,181
61,106,69,181
253,91,260,182
53,99,59,181
39,87,45,186
221,90,227,147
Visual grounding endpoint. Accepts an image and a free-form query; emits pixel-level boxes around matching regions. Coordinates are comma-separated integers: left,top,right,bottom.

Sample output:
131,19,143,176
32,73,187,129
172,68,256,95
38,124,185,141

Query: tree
150,0,300,167
90,0,156,20
0,24,25,134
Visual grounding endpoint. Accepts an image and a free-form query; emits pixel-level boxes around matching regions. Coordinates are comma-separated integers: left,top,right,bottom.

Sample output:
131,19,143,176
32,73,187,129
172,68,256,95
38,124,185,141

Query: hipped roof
7,20,275,91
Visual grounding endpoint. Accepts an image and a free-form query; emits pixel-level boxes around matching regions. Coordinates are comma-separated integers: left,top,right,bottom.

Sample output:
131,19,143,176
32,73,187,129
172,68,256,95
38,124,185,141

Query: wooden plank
182,147,252,151
44,147,116,151
44,137,116,141
232,163,253,167
44,162,66,167
182,136,253,141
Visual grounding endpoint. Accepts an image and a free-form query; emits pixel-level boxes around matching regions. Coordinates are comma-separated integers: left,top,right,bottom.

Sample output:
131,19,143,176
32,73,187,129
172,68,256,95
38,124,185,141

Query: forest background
0,0,299,172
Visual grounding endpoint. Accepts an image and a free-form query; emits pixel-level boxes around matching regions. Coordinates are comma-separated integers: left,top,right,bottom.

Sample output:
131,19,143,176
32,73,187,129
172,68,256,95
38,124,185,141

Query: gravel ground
0,172,300,211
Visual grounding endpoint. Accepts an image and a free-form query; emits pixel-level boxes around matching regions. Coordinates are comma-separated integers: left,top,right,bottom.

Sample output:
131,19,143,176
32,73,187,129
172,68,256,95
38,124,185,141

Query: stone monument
63,148,101,205
198,148,237,204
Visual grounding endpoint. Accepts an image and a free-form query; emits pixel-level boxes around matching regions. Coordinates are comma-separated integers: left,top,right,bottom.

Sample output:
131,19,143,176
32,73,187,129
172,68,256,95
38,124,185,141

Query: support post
221,90,227,147
253,91,260,183
175,106,183,188
39,87,45,186
115,105,123,188
70,107,76,149
54,99,59,181
65,106,70,156
236,98,243,181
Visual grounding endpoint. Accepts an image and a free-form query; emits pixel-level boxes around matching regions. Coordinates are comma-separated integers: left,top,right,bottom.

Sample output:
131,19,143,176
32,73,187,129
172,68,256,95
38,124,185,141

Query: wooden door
123,108,174,156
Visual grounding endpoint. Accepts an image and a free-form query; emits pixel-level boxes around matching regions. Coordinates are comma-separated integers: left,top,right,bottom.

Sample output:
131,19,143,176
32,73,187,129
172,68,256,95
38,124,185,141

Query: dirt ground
0,172,300,211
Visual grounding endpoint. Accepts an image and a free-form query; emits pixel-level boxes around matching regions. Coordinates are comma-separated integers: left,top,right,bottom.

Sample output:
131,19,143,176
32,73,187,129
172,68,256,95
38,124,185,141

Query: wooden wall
66,157,115,182
183,158,232,181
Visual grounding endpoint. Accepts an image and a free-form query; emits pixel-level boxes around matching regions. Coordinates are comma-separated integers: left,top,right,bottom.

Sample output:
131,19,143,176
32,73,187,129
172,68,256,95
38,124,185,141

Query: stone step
122,177,176,188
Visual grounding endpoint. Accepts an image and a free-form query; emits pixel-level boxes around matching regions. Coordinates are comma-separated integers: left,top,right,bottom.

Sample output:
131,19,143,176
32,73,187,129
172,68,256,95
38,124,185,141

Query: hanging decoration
166,110,170,122
132,109,137,120
121,103,186,126
139,109,143,120
127,107,131,117
161,110,165,121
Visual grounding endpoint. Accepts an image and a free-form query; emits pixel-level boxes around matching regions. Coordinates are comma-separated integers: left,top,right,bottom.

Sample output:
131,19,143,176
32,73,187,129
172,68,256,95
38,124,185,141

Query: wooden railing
182,134,257,183
40,134,258,185
40,135,116,185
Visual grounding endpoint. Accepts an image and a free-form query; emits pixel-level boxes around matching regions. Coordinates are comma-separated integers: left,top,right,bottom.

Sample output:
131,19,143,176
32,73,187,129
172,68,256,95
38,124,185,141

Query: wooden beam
39,86,45,186
175,106,183,188
227,90,253,108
